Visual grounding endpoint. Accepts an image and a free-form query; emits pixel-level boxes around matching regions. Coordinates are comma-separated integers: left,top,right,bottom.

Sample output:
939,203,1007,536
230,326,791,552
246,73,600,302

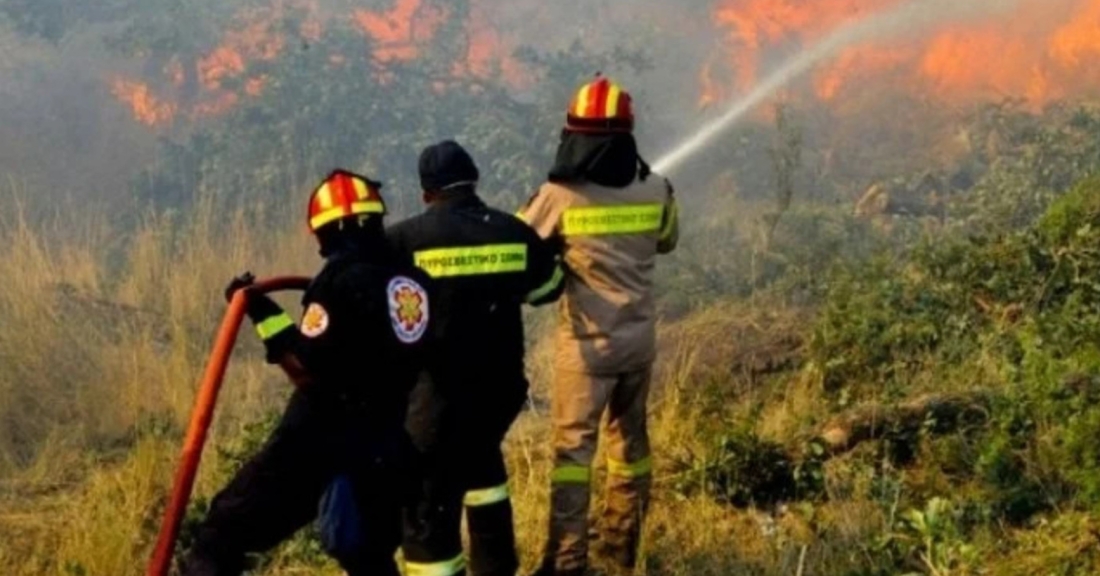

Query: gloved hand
224,272,256,303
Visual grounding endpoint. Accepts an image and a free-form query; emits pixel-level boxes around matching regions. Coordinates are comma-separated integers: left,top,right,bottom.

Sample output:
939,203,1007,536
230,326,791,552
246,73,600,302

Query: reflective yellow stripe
550,465,591,484
405,554,465,576
607,456,652,478
464,484,510,507
605,84,622,117
308,201,384,229
659,200,678,242
573,83,591,116
351,177,369,200
525,263,564,303
414,244,527,278
316,182,334,209
561,204,664,236
255,312,294,340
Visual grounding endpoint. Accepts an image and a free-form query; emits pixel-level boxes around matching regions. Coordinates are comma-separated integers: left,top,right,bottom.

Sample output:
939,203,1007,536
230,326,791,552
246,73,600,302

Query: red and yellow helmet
566,74,634,133
307,169,386,233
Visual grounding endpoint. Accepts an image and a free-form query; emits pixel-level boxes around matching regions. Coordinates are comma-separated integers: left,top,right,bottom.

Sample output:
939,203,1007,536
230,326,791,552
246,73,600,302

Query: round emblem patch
300,302,329,338
387,275,429,344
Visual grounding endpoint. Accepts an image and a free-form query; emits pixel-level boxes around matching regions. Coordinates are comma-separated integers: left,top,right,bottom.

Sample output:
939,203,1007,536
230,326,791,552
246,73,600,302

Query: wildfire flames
112,0,1100,128
112,0,529,127
704,0,1100,109
111,79,177,126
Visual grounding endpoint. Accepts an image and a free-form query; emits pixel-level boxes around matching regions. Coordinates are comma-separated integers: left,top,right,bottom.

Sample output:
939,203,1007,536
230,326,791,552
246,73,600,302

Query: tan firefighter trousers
541,366,653,574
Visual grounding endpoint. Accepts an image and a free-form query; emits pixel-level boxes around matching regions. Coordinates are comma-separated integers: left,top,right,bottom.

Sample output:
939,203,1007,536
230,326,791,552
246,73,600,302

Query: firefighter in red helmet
178,169,434,576
518,75,680,576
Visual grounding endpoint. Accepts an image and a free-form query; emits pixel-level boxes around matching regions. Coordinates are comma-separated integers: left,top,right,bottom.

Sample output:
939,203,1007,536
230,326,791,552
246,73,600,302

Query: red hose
146,276,311,576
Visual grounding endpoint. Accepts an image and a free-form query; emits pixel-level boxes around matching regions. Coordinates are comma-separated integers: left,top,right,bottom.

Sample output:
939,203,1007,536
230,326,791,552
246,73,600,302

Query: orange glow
111,79,178,126
111,0,321,125
197,3,287,91
245,76,267,97
191,92,240,119
699,56,723,109
458,2,532,88
352,0,446,62
112,0,542,127
1051,0,1100,66
706,0,1100,110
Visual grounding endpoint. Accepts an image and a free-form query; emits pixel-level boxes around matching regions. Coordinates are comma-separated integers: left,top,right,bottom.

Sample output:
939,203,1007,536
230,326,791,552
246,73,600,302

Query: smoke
650,0,1045,175
0,0,1094,215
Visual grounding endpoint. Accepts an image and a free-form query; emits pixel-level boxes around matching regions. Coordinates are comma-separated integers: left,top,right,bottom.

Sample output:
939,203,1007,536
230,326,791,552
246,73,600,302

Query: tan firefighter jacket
517,175,679,374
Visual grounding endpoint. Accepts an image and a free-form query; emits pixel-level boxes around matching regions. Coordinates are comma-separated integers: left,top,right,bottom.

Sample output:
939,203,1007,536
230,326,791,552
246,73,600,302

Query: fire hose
146,275,311,576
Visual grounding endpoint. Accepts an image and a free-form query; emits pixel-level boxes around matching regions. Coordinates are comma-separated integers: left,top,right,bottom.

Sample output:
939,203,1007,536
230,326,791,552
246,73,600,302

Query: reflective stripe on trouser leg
464,422,521,576
405,554,466,576
544,369,618,574
465,483,518,576
598,366,655,570
401,459,465,576
464,484,510,507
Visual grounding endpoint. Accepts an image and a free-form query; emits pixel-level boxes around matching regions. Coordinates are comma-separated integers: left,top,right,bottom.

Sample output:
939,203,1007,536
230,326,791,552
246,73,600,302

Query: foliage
120,4,651,214
671,429,826,508
952,100,1100,233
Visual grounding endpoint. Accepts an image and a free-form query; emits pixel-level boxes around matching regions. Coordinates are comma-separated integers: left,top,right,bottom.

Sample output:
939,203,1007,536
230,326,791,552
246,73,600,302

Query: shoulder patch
387,275,429,344
300,302,329,338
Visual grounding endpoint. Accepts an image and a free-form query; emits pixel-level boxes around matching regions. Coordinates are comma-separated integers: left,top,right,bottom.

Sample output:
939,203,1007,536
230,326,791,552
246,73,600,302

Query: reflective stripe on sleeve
405,554,466,576
659,200,679,242
550,464,591,484
254,312,294,341
607,455,653,479
464,484,510,507
413,244,528,278
561,203,665,236
525,263,564,303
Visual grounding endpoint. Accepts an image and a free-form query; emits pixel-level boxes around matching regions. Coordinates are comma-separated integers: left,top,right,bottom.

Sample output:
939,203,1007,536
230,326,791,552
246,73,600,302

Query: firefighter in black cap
388,140,564,576
179,169,433,576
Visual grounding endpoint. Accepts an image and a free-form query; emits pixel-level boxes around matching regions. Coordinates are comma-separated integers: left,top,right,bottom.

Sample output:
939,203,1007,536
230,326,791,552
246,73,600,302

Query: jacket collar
426,190,484,213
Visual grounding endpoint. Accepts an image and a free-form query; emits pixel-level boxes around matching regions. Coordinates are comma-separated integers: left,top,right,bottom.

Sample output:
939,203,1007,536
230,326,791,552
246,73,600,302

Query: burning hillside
112,0,533,127
704,0,1100,109
110,0,1100,129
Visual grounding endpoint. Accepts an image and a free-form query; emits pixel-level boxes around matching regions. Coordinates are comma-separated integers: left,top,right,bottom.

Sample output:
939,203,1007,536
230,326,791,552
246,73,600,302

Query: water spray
650,0,1022,176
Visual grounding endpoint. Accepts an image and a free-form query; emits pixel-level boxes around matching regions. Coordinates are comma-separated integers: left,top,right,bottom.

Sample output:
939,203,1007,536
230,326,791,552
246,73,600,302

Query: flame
111,0,320,125
706,0,1100,111
110,79,177,126
352,0,445,62
350,0,530,87
196,3,288,92
458,1,532,88
109,0,557,127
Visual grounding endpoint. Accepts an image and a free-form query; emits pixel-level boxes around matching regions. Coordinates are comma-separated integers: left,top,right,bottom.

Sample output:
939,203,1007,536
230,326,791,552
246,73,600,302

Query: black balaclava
547,129,651,188
315,216,393,262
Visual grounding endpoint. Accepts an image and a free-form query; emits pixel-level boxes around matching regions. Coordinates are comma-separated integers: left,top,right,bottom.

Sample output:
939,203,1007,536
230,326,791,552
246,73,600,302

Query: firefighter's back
529,175,675,375
303,253,432,422
387,194,553,390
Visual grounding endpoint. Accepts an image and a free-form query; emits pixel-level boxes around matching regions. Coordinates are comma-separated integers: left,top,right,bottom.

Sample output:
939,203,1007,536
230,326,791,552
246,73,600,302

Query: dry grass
0,190,317,574
0,191,888,576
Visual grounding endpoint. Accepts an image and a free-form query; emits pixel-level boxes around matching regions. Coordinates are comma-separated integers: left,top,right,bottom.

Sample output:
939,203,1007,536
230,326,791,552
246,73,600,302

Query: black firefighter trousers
178,389,413,576
403,376,528,576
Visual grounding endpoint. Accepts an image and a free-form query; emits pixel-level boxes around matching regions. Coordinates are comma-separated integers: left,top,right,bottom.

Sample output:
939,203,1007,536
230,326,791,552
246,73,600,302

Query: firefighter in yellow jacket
517,74,679,576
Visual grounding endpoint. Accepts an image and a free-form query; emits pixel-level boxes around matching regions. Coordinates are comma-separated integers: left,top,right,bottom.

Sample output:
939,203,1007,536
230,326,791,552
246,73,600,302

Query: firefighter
386,139,565,576
178,169,433,576
516,75,680,576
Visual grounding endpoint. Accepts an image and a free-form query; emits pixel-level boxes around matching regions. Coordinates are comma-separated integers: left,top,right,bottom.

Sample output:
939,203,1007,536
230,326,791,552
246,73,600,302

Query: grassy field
4,175,1100,575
